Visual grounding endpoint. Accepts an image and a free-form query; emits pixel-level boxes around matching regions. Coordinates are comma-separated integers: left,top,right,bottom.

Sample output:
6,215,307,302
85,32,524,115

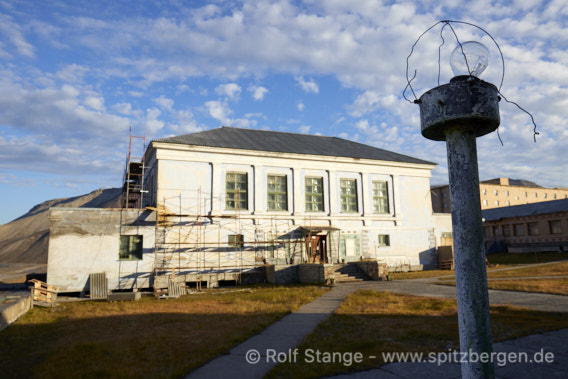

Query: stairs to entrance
331,263,371,282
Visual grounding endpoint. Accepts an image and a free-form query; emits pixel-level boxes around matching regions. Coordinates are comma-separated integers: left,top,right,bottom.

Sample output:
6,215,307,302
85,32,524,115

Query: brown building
482,199,568,253
432,177,568,213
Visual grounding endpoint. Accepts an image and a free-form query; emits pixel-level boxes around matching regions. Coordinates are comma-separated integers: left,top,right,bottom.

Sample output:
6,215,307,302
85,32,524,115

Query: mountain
0,188,122,264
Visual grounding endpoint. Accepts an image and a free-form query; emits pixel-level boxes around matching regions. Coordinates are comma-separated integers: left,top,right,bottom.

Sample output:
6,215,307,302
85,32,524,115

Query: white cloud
297,101,305,111
215,83,242,100
84,95,105,112
153,95,174,111
141,108,164,135
248,85,268,100
295,76,319,94
299,125,311,134
0,13,34,57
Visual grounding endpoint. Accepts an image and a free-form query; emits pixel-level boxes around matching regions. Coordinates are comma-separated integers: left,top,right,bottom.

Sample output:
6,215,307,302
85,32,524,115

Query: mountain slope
0,188,122,264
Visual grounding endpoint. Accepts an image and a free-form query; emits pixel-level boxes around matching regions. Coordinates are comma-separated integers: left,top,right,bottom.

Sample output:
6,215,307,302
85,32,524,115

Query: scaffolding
122,134,146,209
148,189,317,291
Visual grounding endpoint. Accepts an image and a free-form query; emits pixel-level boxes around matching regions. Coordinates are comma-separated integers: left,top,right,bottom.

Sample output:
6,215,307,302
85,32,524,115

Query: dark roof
481,178,542,188
482,199,568,222
153,127,434,165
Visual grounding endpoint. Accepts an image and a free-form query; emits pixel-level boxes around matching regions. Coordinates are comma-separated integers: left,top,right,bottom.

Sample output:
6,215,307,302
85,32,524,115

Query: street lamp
418,40,498,379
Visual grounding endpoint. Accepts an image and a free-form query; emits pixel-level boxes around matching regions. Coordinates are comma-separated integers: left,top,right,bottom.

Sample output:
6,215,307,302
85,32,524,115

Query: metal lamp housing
418,76,500,141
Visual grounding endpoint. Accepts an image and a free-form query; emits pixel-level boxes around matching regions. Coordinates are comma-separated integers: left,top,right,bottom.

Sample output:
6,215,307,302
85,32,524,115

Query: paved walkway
186,280,568,379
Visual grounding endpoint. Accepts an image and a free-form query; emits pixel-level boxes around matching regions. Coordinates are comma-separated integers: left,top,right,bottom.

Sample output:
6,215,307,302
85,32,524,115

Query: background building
482,199,568,253
432,177,568,213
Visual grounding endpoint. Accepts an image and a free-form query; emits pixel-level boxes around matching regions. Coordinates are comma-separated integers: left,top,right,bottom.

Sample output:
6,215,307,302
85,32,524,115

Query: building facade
432,177,568,213
482,199,568,253
48,127,452,292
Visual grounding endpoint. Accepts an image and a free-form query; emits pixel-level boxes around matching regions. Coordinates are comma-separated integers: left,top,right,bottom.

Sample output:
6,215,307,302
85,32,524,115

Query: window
505,190,509,196
484,227,491,238
524,192,528,197
378,234,390,247
340,179,358,213
493,226,500,236
514,224,525,236
482,189,486,195
534,192,538,198
506,201,510,206
495,200,499,206
544,193,548,199
502,225,511,237
119,235,143,260
305,177,324,212
372,181,389,214
528,222,540,236
554,194,557,199
549,220,562,234
267,175,288,211
226,172,248,210
482,200,488,206
494,190,498,195
515,196,519,200
228,234,244,248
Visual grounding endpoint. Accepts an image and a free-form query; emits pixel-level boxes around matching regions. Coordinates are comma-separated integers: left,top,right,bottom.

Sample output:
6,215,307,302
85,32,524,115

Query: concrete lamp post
417,41,499,379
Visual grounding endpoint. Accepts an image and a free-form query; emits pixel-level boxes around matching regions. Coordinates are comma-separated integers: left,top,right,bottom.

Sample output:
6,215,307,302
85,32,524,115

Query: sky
1,0,567,224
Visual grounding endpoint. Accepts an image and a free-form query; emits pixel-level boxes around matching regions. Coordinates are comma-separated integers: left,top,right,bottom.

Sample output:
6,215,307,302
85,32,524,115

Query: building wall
483,212,568,253
47,208,157,292
146,143,450,270
47,144,453,292
432,178,568,213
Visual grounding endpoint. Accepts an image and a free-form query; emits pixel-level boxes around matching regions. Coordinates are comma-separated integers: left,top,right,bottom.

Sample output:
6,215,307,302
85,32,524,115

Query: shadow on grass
1,311,285,378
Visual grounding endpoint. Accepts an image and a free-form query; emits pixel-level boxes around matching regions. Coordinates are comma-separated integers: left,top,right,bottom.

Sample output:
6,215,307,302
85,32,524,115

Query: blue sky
1,0,567,224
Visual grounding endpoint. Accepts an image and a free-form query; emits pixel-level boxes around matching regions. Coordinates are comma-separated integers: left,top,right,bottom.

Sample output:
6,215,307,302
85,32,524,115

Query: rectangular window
267,175,288,211
514,224,525,236
484,227,491,238
372,181,389,214
228,234,244,248
340,179,358,213
378,234,390,247
528,222,540,236
502,225,511,237
549,220,562,234
226,172,248,210
305,177,324,212
493,226,500,236
119,235,143,260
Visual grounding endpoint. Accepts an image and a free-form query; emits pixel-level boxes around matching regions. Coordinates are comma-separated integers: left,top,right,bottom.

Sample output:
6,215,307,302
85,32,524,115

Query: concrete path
186,284,360,379
186,280,568,379
328,328,568,379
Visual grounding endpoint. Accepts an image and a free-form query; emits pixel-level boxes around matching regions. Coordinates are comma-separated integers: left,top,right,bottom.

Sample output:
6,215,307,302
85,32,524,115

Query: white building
47,127,452,292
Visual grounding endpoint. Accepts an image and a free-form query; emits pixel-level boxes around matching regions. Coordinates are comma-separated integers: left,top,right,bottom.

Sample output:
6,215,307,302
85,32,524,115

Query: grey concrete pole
445,128,494,378
418,77,500,379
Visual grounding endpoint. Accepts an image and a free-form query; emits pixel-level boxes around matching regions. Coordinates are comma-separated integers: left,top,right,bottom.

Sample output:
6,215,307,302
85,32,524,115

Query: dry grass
487,252,568,265
0,285,328,378
388,270,453,280
487,261,568,278
267,290,568,378
486,278,568,295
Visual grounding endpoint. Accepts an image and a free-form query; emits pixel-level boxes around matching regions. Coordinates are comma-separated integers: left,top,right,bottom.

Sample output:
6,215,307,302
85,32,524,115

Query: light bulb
450,41,489,78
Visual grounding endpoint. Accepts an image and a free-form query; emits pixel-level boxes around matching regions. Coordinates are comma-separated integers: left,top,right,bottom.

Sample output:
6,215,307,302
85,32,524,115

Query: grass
487,261,568,278
389,252,568,281
267,289,568,378
486,278,568,295
0,284,328,379
486,252,568,265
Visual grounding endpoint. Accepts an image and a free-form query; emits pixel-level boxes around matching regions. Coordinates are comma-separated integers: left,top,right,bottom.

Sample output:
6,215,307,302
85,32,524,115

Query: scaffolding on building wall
148,188,321,290
121,134,146,209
